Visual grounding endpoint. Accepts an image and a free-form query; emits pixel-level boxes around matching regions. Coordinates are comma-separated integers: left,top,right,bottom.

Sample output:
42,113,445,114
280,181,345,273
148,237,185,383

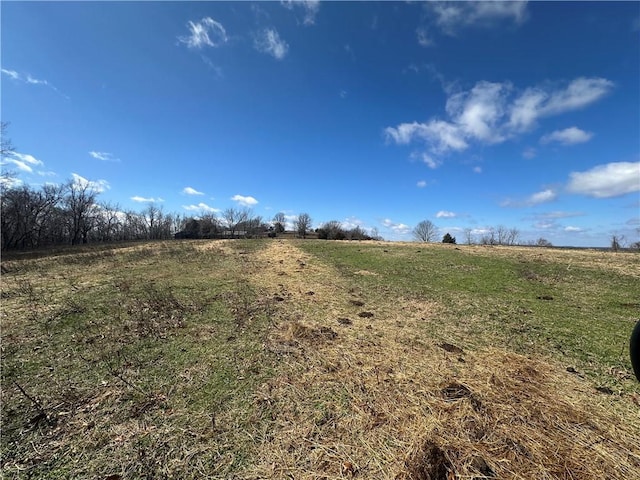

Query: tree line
413,219,550,247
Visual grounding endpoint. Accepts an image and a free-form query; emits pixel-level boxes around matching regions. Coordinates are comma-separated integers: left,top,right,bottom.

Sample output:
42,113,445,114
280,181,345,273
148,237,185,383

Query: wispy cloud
436,210,457,218
131,195,163,203
1,151,44,173
178,17,228,49
473,166,482,174
1,69,19,80
183,186,204,195
281,0,320,26
89,151,120,162
417,180,427,188
183,202,220,213
427,1,528,35
564,226,583,232
416,26,433,47
409,151,442,169
231,194,259,206
254,28,289,60
509,78,613,131
529,211,585,220
72,173,110,193
2,68,68,98
385,77,613,167
540,127,593,145
502,188,557,207
566,162,640,198
522,147,537,159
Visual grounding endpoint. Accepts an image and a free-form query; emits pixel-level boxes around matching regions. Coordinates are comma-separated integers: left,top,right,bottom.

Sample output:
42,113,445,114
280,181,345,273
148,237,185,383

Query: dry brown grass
244,240,640,479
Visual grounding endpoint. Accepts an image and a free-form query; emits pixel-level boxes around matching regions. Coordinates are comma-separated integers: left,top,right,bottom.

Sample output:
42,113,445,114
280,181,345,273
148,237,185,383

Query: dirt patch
358,311,374,318
403,439,452,480
438,343,464,354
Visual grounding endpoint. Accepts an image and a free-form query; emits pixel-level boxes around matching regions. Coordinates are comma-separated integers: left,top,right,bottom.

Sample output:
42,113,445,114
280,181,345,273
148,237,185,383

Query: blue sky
2,1,639,246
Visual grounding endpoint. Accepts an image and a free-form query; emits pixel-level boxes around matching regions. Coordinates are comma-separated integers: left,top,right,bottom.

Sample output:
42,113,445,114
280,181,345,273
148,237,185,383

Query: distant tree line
415,220,550,247
0,177,185,250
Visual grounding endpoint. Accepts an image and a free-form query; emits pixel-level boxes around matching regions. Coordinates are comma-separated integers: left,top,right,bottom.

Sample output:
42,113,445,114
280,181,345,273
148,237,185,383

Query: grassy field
1,239,639,479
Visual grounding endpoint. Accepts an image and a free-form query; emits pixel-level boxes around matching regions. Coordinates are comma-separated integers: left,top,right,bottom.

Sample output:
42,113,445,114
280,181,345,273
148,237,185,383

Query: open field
2,239,639,479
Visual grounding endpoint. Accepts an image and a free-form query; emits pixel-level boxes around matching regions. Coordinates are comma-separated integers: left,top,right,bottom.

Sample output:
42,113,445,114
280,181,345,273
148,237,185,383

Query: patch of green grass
1,240,276,479
297,241,639,390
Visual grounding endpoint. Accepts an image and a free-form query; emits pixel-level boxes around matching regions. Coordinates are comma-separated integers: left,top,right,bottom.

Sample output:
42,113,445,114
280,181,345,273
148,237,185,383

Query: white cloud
566,162,640,198
509,78,613,131
1,69,19,80
254,28,289,60
522,147,537,159
473,166,482,174
1,152,45,173
540,127,593,145
416,27,433,47
445,81,510,143
417,180,427,188
436,210,457,218
72,173,110,193
502,188,557,207
534,221,556,230
281,0,320,26
178,17,228,49
183,202,220,213
564,226,583,232
529,189,557,205
231,194,259,206
3,159,33,173
428,1,528,35
385,76,613,166
340,216,365,230
381,218,411,235
410,151,442,169
183,186,204,195
89,151,119,162
542,78,614,116
131,195,163,203
386,120,467,154
10,152,44,167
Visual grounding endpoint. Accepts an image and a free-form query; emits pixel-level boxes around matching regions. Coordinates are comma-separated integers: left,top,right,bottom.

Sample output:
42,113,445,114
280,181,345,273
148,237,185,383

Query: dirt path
244,240,640,479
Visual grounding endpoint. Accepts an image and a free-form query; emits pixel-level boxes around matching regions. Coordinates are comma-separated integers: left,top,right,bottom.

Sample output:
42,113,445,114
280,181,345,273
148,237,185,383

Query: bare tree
413,220,437,242
496,225,509,245
295,213,312,238
507,227,520,246
223,208,249,238
535,237,553,247
199,214,220,238
1,121,14,159
273,212,286,233
64,179,99,245
611,234,625,252
481,227,497,245
464,228,474,245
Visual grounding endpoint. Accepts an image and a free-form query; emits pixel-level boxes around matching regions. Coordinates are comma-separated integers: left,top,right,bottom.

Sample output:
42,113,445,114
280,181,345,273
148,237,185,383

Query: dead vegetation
1,239,639,478
245,240,640,479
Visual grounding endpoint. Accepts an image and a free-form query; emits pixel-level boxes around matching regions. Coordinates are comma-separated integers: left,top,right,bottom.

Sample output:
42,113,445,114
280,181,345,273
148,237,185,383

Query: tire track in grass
244,240,640,480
